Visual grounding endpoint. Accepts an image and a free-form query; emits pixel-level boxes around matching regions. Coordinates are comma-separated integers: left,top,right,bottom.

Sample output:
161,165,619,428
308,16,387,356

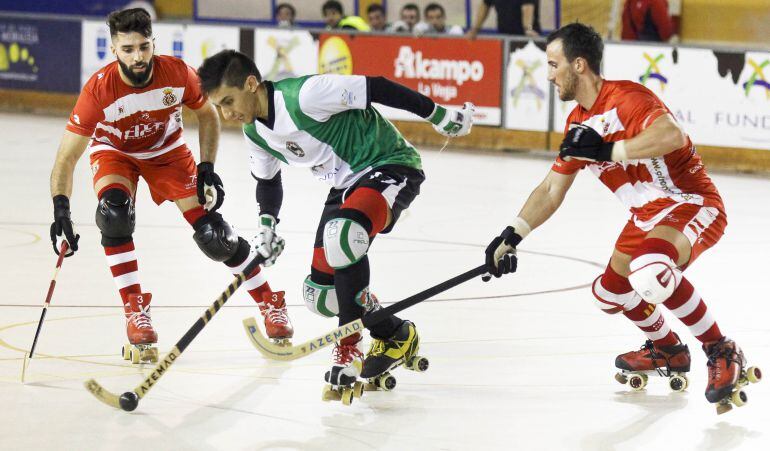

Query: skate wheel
746,366,762,384
341,388,354,406
378,373,397,391
122,344,131,360
407,356,429,372
321,385,341,402
628,373,647,391
614,372,628,385
668,374,688,392
352,381,364,398
731,389,748,407
130,348,140,364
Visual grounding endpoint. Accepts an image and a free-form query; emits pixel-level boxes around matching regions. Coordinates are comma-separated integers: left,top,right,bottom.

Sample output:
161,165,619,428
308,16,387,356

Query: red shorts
89,147,197,205
615,202,727,267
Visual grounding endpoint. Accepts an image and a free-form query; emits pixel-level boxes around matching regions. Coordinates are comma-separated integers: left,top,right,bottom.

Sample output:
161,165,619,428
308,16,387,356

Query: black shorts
313,164,425,247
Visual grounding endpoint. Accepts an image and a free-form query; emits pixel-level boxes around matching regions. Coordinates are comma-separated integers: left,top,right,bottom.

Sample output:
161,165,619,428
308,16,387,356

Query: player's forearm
255,171,283,219
470,3,489,33
50,159,76,198
196,104,221,163
615,114,686,160
522,4,535,32
517,176,571,232
367,76,435,118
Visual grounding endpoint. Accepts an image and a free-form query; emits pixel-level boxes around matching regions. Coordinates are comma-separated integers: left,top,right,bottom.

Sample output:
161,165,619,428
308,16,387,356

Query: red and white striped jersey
66,55,206,159
552,80,723,225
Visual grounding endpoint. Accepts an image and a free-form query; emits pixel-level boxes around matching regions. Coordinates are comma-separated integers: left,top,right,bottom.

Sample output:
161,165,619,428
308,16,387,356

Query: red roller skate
614,334,691,392
121,292,159,364
259,291,293,345
704,337,762,414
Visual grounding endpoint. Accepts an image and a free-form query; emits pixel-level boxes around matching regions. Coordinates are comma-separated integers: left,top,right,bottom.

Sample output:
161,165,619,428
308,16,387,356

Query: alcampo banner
318,34,502,126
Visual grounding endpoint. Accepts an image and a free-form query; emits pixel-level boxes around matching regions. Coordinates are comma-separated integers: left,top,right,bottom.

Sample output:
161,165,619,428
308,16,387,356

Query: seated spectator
367,3,389,32
390,3,424,34
415,3,463,35
322,0,370,31
621,0,676,42
467,0,540,39
275,3,296,27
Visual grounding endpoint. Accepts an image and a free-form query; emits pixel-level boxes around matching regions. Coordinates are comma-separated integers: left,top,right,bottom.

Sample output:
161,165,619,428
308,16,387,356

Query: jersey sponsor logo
286,141,305,157
341,89,356,107
118,106,125,115
162,88,178,106
73,114,81,124
124,121,166,140
394,46,484,86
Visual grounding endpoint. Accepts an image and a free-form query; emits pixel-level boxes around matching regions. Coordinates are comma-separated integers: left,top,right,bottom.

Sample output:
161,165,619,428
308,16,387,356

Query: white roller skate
322,333,365,405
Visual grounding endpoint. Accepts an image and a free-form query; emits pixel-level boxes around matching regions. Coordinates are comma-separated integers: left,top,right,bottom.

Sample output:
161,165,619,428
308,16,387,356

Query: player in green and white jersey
197,50,474,393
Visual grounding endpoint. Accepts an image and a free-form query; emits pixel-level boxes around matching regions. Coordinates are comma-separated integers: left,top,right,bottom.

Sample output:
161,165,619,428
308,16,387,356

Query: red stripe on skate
110,260,138,277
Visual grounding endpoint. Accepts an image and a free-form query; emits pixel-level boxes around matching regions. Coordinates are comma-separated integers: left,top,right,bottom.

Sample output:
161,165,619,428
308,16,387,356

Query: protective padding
591,275,624,314
95,188,135,238
628,255,681,304
192,214,239,262
302,275,338,317
323,218,369,269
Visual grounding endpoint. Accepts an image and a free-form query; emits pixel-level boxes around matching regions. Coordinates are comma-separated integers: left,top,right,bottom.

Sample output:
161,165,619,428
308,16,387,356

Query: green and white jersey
243,74,422,189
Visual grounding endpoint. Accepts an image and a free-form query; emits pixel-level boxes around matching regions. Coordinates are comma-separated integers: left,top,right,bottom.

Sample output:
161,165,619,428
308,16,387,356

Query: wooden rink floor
0,112,768,450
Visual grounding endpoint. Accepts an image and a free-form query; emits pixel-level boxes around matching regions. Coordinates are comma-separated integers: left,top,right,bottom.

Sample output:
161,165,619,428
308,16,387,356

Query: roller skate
703,337,762,415
259,291,293,345
121,293,159,364
360,320,429,392
322,333,365,405
614,334,690,392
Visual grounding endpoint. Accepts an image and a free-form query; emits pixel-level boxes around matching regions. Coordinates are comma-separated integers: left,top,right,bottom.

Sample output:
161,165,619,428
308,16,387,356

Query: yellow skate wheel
130,348,140,364
746,366,762,384
731,389,748,407
407,356,429,372
668,374,688,392
378,373,397,391
122,344,131,360
352,381,364,398
321,384,341,402
614,373,628,385
341,388,354,406
628,373,647,391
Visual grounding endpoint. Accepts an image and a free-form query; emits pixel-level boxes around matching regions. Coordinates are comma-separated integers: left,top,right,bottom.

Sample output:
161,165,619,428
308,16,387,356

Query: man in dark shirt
468,0,540,39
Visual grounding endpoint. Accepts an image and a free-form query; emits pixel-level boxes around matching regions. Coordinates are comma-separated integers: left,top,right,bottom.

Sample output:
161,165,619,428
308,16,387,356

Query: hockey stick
84,255,265,411
243,264,488,361
21,241,69,382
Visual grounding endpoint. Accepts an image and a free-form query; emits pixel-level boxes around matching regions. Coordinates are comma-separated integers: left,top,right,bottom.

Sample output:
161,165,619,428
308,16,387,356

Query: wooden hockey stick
243,264,488,361
84,255,265,411
22,242,69,383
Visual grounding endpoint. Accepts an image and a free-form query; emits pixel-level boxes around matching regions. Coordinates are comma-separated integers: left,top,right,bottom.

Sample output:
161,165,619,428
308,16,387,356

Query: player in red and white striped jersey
49,9,293,361
484,23,757,411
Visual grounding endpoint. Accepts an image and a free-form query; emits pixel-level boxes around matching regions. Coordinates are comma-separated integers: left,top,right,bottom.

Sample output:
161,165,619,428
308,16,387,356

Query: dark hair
107,8,152,38
546,23,603,74
197,50,262,95
402,3,419,14
322,0,343,15
367,4,385,15
275,3,296,19
425,3,445,16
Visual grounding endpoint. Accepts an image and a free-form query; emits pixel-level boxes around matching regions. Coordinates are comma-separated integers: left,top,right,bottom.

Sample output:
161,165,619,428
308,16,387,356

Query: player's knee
628,254,681,304
95,188,135,246
591,275,625,314
302,275,338,318
192,212,239,262
322,215,370,269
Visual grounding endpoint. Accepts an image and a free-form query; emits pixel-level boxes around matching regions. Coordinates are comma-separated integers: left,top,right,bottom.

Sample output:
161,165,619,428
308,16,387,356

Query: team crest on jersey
162,88,177,106
118,106,124,115
286,141,305,157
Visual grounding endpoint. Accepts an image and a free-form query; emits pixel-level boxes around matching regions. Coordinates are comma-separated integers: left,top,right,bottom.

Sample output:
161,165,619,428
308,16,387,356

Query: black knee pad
95,188,135,247
192,213,239,262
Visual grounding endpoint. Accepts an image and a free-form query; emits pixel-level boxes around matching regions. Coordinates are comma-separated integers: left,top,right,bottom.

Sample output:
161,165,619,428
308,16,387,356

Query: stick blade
242,317,302,361
84,379,121,409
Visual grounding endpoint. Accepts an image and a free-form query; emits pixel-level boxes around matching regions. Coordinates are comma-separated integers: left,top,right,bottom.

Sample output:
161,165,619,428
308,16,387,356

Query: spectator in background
275,3,296,27
416,3,463,36
467,0,540,39
621,0,676,42
367,4,389,32
322,0,370,31
390,3,423,33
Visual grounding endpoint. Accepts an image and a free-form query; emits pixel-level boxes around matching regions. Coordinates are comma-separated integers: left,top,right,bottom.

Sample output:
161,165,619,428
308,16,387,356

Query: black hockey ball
119,391,139,411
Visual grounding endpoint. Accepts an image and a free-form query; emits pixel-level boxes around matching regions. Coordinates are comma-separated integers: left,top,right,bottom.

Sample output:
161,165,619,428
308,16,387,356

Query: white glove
428,102,475,138
255,214,285,267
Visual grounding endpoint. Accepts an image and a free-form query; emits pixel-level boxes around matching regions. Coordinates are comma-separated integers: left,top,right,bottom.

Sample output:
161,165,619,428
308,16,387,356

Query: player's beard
558,70,579,101
119,57,154,86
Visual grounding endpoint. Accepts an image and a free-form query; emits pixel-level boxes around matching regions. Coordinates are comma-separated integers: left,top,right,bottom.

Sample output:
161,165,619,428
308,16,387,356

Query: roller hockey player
197,50,468,403
49,9,292,363
484,23,760,414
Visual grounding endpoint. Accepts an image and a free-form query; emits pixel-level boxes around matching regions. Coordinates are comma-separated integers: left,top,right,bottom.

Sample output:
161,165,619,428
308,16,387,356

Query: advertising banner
81,20,184,87
255,29,318,81
183,25,239,71
603,43,770,150
504,41,550,131
0,17,81,93
318,34,502,125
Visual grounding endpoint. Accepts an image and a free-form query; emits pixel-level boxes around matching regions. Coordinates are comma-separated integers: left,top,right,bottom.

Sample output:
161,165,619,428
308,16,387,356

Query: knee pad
192,213,239,262
322,217,369,269
591,275,642,314
95,188,135,245
628,254,682,304
303,275,339,318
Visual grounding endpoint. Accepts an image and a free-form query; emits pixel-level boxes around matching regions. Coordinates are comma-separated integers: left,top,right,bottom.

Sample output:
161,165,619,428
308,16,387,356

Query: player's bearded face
558,68,579,101
113,33,155,86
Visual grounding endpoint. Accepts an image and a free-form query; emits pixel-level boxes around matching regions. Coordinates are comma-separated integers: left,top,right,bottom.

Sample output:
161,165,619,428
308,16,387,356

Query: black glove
482,226,522,282
50,194,79,257
558,123,614,162
196,162,225,212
